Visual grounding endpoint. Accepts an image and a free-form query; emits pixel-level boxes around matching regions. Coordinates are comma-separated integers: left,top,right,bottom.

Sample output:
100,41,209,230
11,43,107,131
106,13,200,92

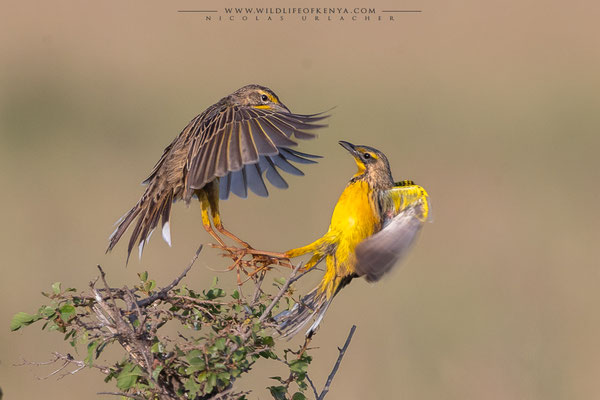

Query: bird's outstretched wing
354,184,430,282
184,106,328,200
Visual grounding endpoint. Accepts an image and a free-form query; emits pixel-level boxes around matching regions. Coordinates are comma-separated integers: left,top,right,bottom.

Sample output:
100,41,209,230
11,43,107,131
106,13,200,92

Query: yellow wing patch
354,183,430,282
387,184,430,222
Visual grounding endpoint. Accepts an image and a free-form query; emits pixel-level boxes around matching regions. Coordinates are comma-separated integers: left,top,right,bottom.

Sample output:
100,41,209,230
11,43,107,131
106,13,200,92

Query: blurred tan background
2,0,600,399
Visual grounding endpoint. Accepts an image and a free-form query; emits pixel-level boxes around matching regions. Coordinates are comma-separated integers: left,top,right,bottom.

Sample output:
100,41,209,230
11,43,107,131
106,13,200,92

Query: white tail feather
162,222,172,247
138,240,145,260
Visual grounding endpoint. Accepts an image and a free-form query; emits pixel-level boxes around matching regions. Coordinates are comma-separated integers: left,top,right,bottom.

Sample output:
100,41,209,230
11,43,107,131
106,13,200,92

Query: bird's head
339,141,394,188
230,84,291,113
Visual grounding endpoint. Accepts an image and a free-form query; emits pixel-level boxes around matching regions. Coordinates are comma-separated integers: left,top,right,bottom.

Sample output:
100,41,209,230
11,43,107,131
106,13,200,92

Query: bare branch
39,359,70,379
259,262,304,324
305,373,320,399
136,245,203,307
15,352,110,380
97,265,120,312
250,269,267,306
98,392,146,400
318,325,357,400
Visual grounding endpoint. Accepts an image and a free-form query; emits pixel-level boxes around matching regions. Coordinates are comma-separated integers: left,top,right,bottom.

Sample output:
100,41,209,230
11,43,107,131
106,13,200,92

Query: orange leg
207,182,287,258
198,190,227,248
214,218,251,248
204,182,251,248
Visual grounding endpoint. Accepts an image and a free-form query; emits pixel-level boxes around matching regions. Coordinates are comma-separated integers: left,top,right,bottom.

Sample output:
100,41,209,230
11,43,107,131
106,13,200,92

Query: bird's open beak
339,140,358,155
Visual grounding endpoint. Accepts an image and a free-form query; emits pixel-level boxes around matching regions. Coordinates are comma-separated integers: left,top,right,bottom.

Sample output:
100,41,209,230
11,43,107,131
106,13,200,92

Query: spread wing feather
230,168,248,198
355,185,430,282
108,101,328,261
185,106,328,201
244,162,269,197
279,148,322,164
262,157,289,189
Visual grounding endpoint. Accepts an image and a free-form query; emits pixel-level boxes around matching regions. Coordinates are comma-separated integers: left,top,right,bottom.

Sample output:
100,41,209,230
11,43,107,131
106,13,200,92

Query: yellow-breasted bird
107,84,328,261
276,141,430,337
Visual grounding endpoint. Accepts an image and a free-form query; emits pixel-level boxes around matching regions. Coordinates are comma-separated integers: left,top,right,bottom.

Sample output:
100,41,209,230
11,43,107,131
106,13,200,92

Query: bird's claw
208,242,293,286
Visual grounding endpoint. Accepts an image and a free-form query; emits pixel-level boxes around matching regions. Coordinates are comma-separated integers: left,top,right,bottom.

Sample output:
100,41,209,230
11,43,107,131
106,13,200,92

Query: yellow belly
326,181,380,277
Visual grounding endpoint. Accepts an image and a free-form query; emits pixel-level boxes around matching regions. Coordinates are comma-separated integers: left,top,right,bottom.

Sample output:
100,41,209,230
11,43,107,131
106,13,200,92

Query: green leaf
262,335,275,347
289,360,309,374
144,280,156,292
268,385,287,400
138,271,148,282
228,334,242,345
188,357,206,367
274,277,286,285
151,341,163,354
214,337,227,351
208,372,217,387
210,276,218,288
59,304,76,322
178,286,190,296
217,371,231,384
186,350,204,365
152,365,164,381
51,282,61,295
231,350,245,362
231,290,240,300
259,350,278,360
85,340,99,366
47,322,60,331
116,364,143,390
64,329,76,341
39,306,57,318
197,371,208,383
10,312,40,331
203,372,217,394
185,365,205,374
292,393,306,400
297,380,308,391
184,377,201,396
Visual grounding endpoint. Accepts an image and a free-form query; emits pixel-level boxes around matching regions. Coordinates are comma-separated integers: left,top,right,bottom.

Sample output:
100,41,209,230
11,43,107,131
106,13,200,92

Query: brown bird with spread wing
107,84,328,261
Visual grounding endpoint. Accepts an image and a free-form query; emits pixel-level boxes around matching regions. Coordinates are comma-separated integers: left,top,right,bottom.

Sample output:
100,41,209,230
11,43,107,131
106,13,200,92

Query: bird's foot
209,243,292,285
213,244,290,265
240,247,292,270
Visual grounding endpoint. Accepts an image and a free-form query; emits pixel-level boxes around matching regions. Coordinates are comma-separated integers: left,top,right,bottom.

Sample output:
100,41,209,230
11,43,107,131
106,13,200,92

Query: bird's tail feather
275,274,355,338
275,286,332,338
106,185,174,263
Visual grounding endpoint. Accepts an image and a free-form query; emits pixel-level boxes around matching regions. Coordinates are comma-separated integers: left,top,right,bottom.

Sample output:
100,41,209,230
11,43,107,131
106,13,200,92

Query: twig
97,266,118,307
38,359,70,379
136,245,202,308
258,262,303,324
96,265,120,325
250,269,267,306
317,325,357,400
306,374,320,399
125,287,146,334
16,352,110,380
97,392,146,400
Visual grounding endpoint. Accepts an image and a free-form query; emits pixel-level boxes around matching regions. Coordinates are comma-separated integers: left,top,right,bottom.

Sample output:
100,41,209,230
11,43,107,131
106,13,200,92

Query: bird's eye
363,153,371,160
261,94,269,102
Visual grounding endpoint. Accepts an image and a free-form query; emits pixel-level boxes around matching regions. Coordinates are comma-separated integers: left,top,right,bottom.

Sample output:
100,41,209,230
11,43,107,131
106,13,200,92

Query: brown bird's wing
354,184,430,282
184,106,328,201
